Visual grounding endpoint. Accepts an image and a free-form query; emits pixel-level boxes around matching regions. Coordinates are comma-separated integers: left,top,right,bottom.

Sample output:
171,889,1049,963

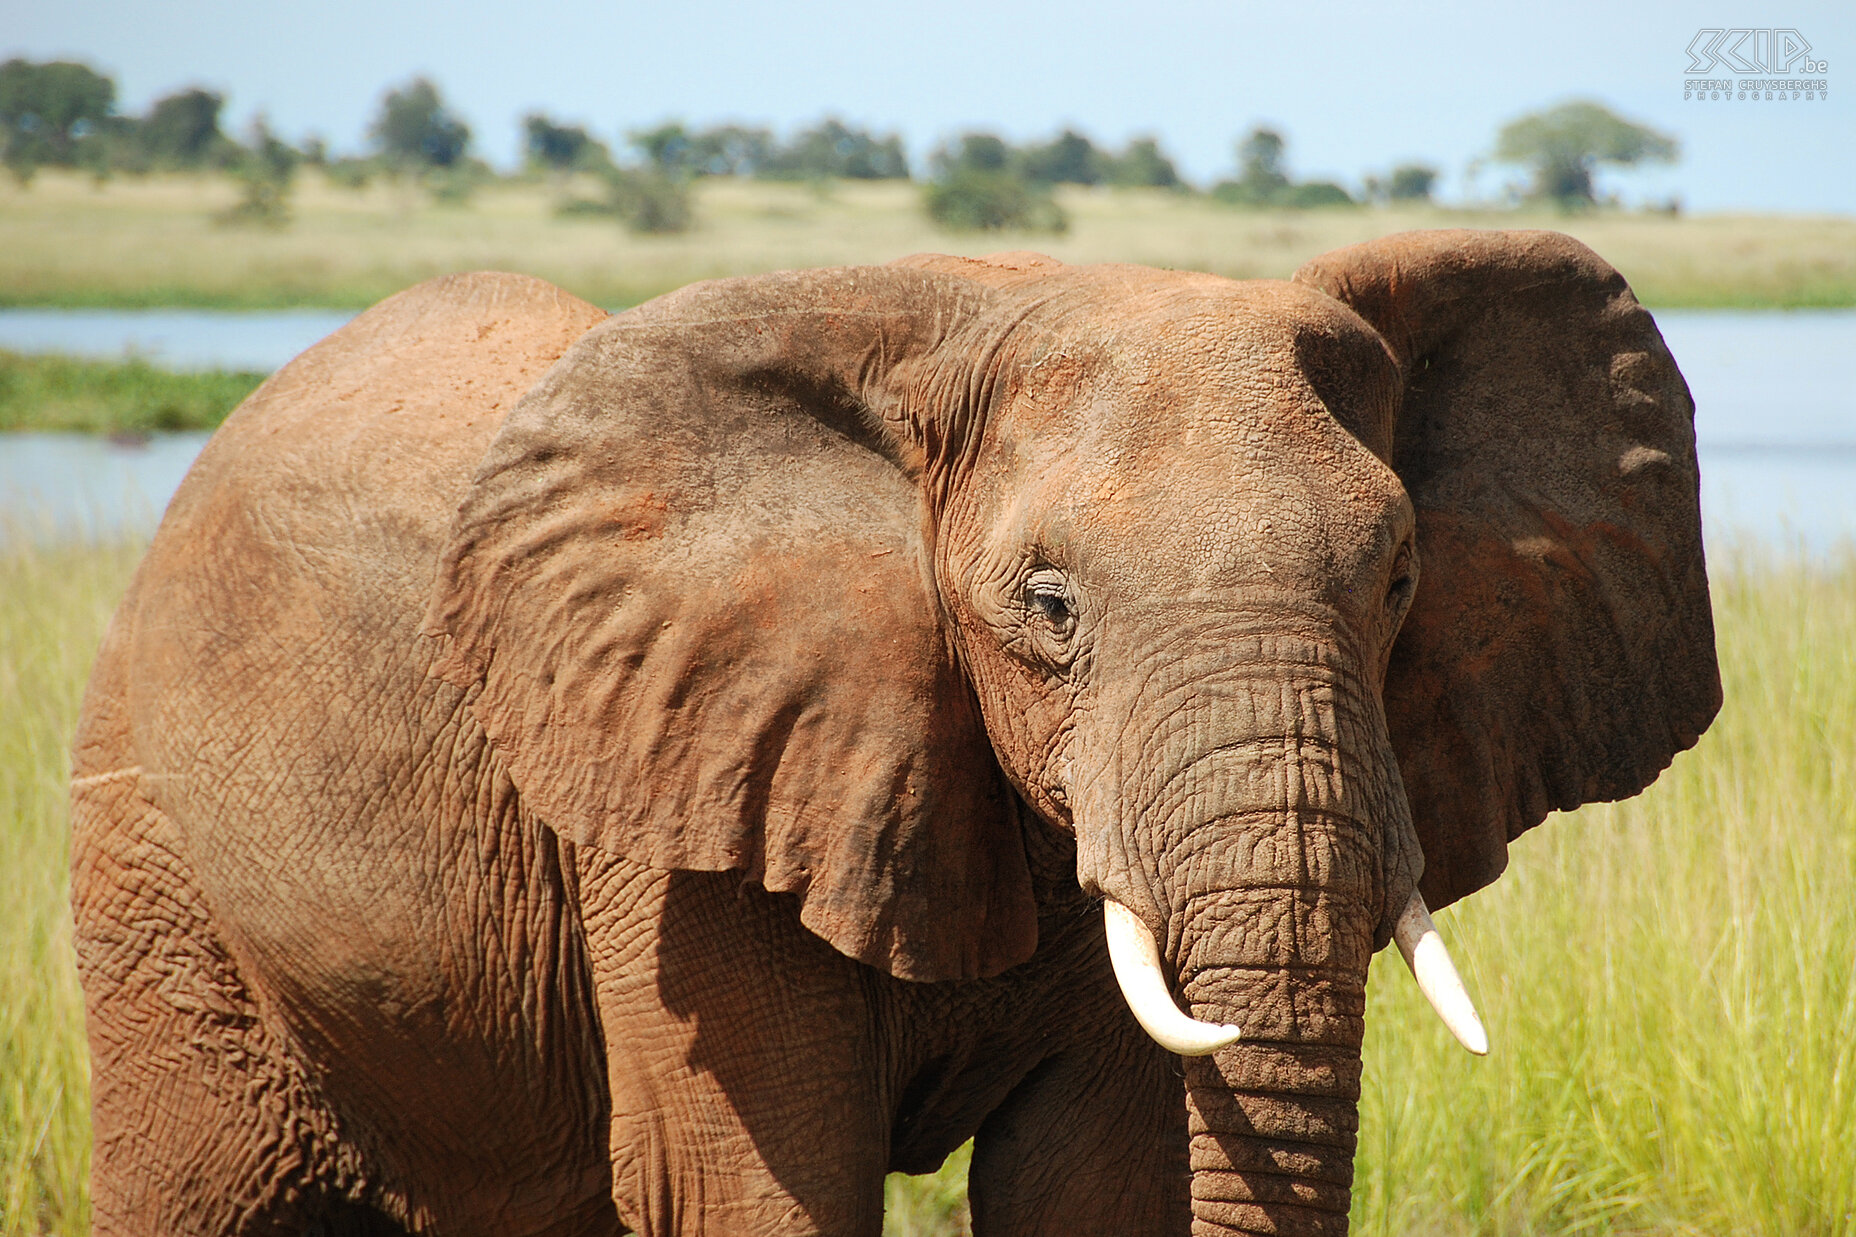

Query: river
2,307,1853,553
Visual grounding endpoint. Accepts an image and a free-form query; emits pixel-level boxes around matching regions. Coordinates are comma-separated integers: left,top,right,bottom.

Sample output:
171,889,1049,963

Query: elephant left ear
424,268,1037,982
1295,230,1722,910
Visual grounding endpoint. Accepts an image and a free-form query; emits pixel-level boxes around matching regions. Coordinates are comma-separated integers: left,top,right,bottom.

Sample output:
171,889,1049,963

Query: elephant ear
426,267,1038,982
1294,230,1721,910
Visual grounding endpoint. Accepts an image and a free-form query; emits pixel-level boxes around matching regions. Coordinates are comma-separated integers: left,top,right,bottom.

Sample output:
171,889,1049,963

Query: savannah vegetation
0,351,264,435
3,532,1854,1235
8,57,1847,315
4,171,1853,319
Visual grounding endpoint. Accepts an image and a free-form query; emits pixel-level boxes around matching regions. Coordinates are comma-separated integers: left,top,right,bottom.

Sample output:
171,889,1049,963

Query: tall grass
0,536,142,1237
3,540,1851,1234
1355,546,1856,1235
2,171,1852,310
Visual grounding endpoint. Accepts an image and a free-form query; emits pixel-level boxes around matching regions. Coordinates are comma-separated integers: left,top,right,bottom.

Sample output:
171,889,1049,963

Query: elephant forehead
991,302,1408,596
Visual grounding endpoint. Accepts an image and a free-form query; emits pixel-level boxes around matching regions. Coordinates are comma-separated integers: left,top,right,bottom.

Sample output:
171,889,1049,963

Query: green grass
1352,544,1856,1236
4,539,1853,1234
0,351,266,434
2,170,1853,310
0,537,144,1237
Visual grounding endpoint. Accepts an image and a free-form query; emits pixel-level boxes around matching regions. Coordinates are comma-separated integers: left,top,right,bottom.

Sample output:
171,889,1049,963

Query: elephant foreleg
966,1031,1189,1235
576,854,892,1237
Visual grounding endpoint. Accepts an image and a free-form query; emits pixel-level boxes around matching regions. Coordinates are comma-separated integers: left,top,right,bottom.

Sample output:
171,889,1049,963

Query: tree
1225,127,1289,204
924,131,1066,234
760,118,908,180
369,77,471,171
140,88,229,168
524,113,609,173
1494,100,1677,208
932,132,1009,178
1104,136,1181,189
1020,129,1104,185
0,58,117,180
1213,126,1355,209
1386,162,1438,202
684,125,773,177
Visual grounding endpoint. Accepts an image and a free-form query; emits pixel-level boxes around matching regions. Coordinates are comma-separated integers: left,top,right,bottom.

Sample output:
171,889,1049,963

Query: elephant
69,229,1721,1237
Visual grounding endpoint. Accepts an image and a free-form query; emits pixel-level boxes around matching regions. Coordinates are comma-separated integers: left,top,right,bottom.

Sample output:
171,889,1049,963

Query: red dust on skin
68,233,1718,1237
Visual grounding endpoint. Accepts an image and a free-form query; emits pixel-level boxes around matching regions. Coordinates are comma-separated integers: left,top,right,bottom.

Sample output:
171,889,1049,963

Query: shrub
559,166,693,234
923,169,1066,234
1282,180,1356,208
216,117,298,228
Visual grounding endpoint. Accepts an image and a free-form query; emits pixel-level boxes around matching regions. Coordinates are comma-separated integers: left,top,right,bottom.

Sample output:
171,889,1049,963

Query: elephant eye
1387,544,1416,614
1021,571,1077,638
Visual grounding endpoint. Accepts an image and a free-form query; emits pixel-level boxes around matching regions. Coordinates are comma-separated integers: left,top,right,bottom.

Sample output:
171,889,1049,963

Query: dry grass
3,537,1850,1234
2,171,1852,310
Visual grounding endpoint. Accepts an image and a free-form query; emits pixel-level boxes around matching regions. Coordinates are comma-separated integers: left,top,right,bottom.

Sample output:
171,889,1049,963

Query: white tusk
1103,900,1243,1057
1393,890,1489,1056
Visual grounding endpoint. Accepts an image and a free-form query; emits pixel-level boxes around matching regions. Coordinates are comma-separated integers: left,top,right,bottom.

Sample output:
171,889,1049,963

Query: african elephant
70,230,1720,1236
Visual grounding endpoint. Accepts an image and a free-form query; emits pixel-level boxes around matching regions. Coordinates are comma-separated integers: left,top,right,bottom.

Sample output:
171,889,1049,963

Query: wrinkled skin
71,232,1720,1236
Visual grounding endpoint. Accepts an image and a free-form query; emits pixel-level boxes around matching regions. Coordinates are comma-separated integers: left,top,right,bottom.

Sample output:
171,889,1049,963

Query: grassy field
2,536,1852,1235
3,171,1854,310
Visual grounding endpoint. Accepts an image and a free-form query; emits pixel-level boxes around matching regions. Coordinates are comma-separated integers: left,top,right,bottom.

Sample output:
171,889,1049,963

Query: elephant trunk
1099,797,1383,1234
1076,648,1419,1235
1177,960,1366,1235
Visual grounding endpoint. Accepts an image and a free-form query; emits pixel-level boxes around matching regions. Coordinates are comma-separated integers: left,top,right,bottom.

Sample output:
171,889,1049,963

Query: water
1,308,1853,552
0,432,212,543
0,308,357,373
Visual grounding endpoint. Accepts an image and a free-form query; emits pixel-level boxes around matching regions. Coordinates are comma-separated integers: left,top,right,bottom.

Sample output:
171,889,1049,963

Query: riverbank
0,351,265,434
4,171,1853,310
4,537,1854,1236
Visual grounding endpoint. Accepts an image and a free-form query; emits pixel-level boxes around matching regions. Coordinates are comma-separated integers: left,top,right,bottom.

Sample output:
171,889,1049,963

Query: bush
559,166,693,234
1282,180,1356,208
1213,126,1356,209
322,156,375,190
425,157,493,206
923,169,1066,234
216,117,298,228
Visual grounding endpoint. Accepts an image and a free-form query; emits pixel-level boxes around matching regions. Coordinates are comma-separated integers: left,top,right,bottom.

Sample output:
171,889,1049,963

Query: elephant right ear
425,267,1039,983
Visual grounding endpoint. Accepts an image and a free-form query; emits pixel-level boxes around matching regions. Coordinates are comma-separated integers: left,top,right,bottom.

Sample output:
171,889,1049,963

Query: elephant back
106,271,607,825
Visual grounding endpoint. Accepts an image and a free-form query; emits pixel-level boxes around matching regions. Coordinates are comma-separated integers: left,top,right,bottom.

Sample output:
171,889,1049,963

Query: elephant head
425,231,1719,1233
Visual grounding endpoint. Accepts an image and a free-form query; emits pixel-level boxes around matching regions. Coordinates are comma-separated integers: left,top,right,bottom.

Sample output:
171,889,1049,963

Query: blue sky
4,0,1850,212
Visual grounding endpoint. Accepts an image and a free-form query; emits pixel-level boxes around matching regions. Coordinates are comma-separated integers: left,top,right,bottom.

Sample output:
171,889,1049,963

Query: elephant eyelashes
1020,569,1078,649
1027,588,1073,630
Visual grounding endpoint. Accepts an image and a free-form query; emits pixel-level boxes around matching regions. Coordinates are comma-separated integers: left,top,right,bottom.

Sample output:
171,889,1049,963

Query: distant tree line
0,58,1680,235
